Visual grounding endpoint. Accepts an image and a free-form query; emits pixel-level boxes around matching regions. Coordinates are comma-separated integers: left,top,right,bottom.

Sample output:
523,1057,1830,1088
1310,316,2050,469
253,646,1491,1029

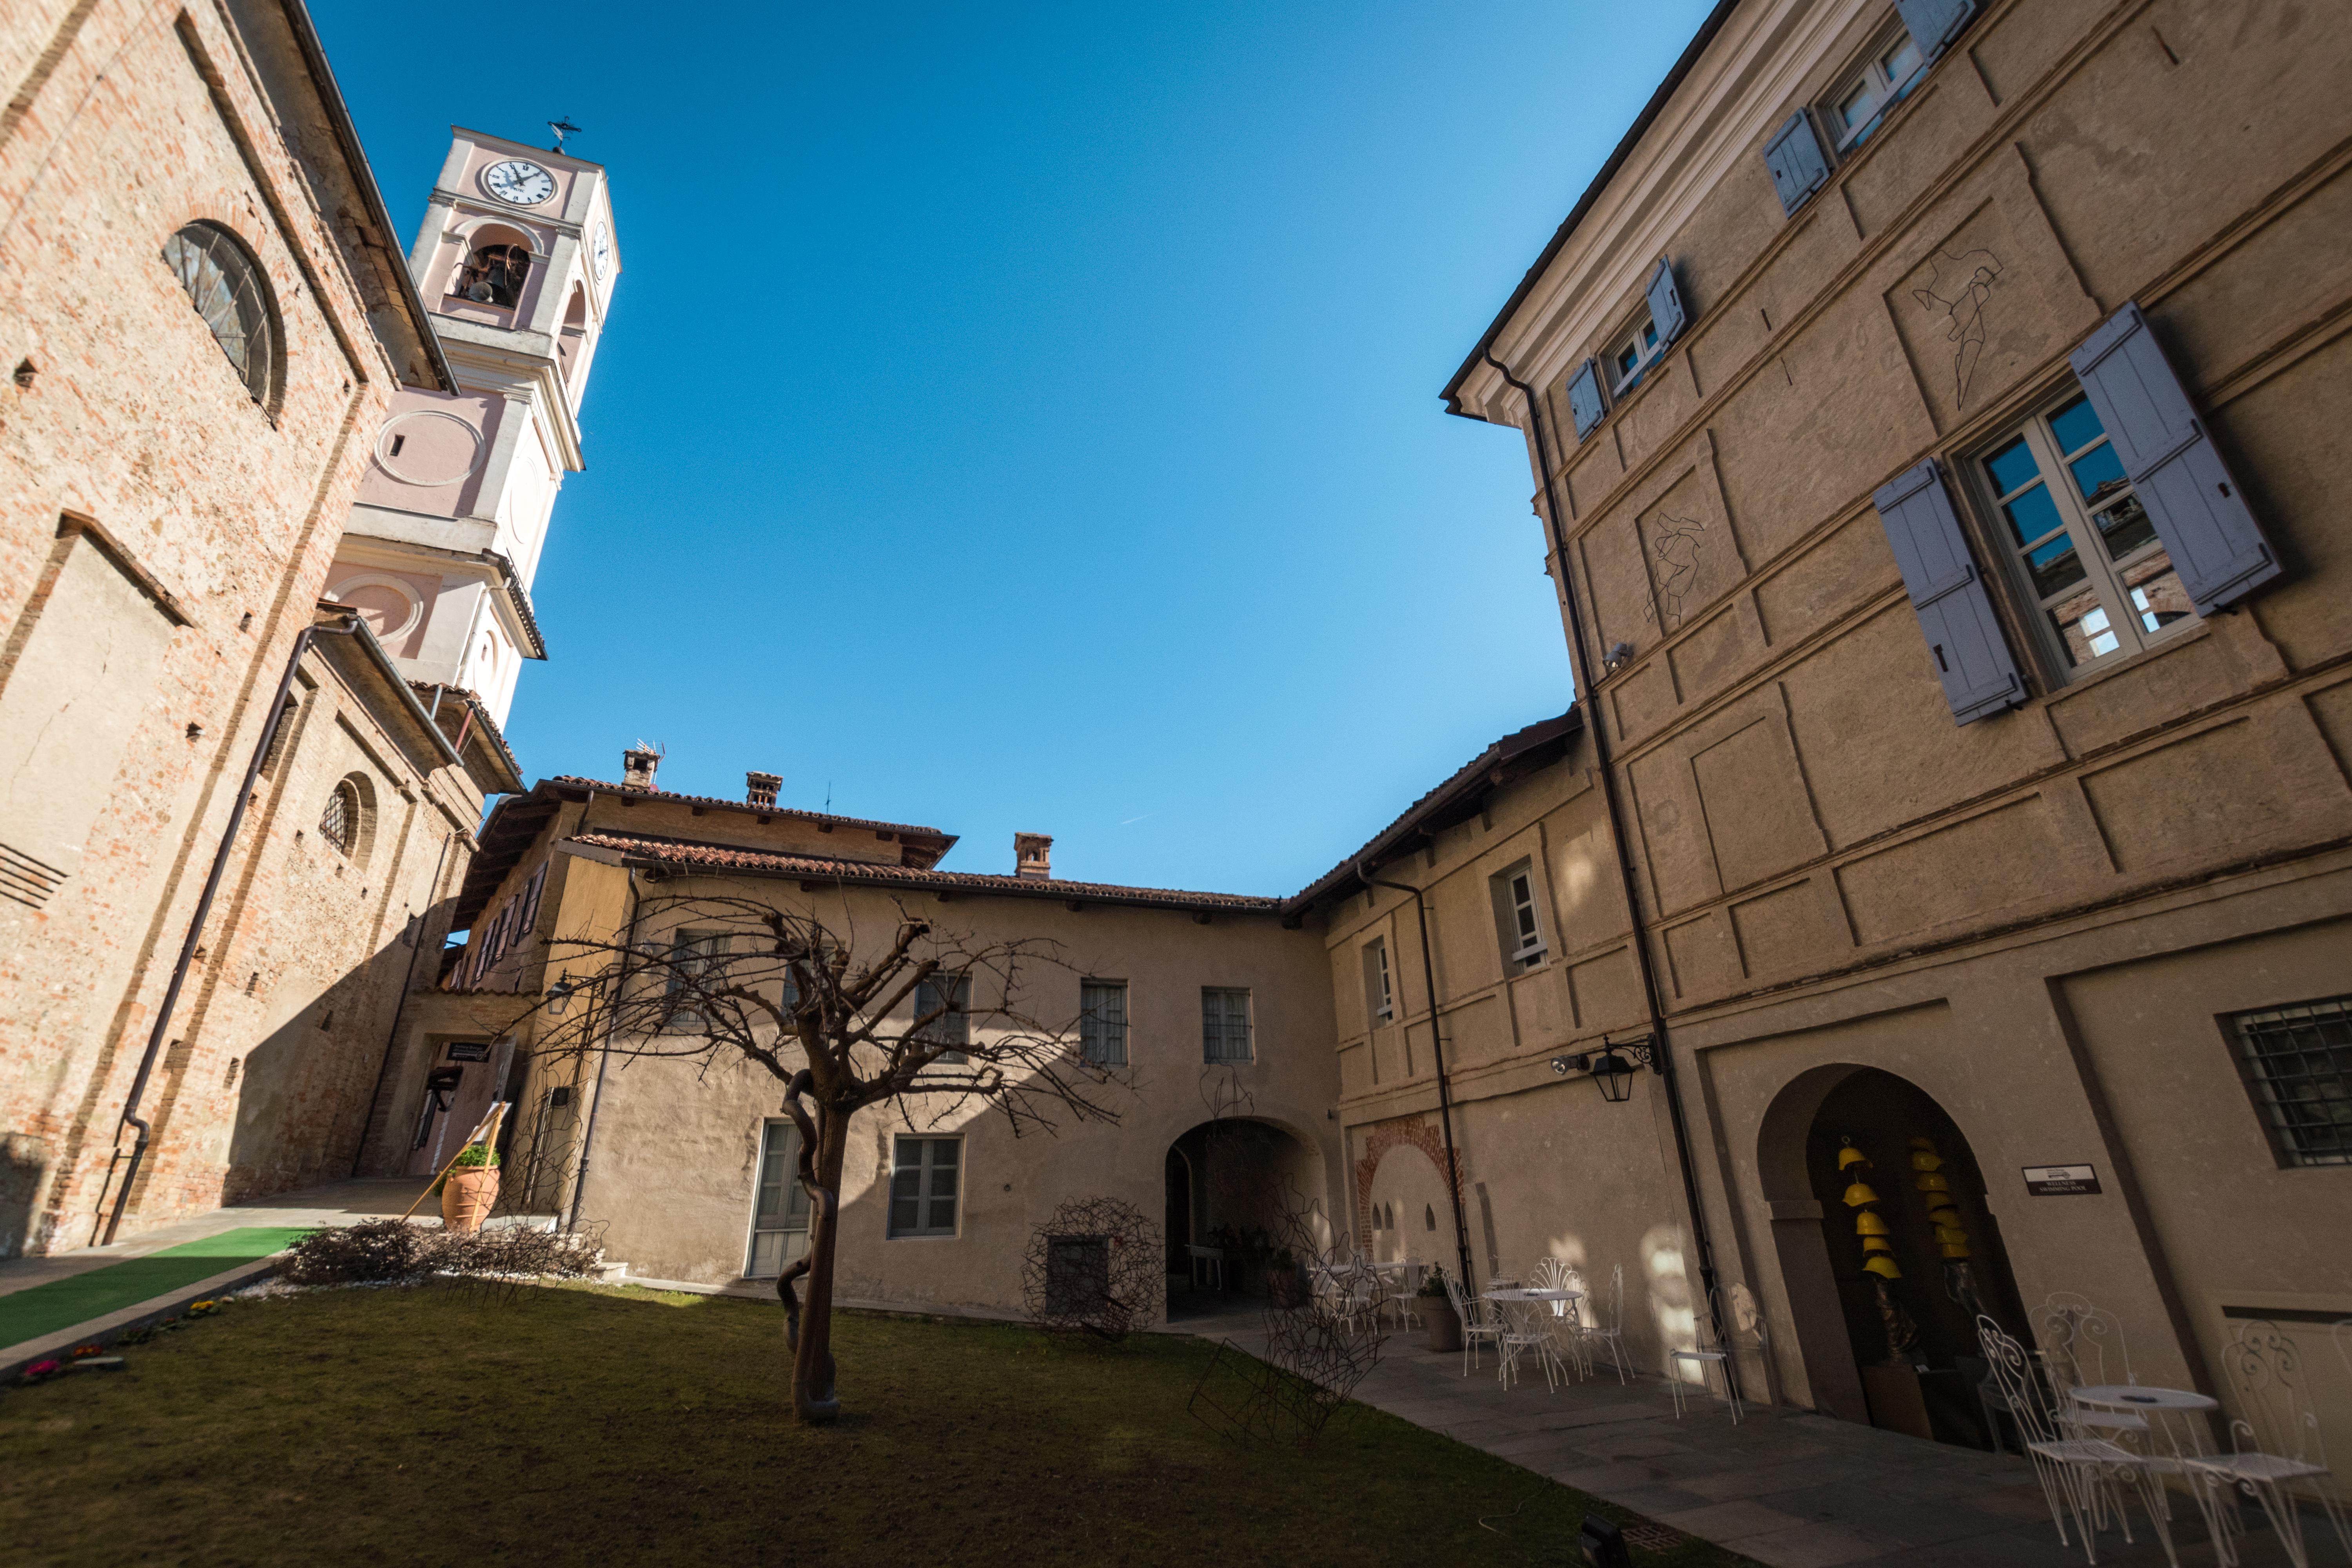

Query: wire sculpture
1019,1196,1163,1340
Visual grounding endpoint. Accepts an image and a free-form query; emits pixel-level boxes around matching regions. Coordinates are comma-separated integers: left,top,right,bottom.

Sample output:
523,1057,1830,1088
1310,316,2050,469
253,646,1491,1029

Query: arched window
161,222,278,407
319,779,360,855
452,242,531,307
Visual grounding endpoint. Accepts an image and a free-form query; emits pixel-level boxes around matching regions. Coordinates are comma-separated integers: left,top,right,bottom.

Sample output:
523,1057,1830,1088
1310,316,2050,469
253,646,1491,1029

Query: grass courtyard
0,1282,1746,1566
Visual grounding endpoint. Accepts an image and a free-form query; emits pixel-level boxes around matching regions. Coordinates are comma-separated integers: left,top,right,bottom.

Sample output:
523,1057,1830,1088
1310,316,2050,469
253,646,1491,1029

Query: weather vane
548,117,582,155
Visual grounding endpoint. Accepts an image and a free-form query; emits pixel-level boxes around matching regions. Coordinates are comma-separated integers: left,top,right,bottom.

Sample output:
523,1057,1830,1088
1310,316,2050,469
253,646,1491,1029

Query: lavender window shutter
1566,358,1605,441
2068,301,2280,615
1872,459,2025,726
1646,257,1687,348
1762,110,1831,214
1893,0,1977,56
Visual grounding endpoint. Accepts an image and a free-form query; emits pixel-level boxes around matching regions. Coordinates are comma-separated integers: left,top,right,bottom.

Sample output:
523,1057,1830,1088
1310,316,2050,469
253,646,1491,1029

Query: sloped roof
547,777,955,852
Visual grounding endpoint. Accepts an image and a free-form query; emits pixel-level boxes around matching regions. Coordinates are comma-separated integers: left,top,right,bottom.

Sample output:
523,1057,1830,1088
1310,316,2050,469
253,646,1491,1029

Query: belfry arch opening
1163,1116,1325,1318
1760,1064,2030,1446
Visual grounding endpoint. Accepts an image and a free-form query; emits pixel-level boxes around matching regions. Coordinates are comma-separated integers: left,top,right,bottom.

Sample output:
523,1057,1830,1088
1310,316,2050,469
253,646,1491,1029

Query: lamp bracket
1561,1032,1662,1076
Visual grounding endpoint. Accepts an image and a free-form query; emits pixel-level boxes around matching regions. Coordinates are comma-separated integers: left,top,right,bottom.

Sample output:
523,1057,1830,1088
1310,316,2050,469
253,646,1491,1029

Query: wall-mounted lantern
1548,1033,1662,1103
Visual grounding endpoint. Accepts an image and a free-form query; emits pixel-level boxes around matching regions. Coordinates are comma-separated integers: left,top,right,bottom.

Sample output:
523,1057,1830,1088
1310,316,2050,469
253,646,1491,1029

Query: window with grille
161,222,278,407
915,974,970,1065
888,1136,961,1238
1080,979,1128,1067
2229,996,2352,1168
318,781,358,855
1201,987,1252,1063
661,931,730,1033
1363,940,1394,1025
745,1119,811,1276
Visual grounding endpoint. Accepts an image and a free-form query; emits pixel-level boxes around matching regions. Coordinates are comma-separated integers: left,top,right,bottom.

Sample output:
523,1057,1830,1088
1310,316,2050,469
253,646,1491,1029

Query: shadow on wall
221,999,379,1208
1644,1223,1696,1380
1,1133,46,1259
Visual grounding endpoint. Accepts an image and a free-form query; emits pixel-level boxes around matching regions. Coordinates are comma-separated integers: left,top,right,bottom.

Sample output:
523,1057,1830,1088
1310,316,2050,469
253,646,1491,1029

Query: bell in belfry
1837,1143,1871,1170
1842,1180,1881,1208
1857,1210,1890,1237
1863,1254,1903,1279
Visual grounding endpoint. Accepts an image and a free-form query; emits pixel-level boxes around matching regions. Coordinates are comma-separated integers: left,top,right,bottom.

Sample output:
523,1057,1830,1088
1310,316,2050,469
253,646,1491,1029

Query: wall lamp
1548,1033,1661,1103
545,977,582,1014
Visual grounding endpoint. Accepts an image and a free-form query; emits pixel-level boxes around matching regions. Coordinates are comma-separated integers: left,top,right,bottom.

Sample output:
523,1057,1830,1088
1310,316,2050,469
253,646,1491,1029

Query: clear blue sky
310,0,1714,896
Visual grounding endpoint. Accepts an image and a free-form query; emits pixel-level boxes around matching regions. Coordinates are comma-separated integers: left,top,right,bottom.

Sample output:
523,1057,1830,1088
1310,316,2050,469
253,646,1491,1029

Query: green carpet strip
0,1227,312,1348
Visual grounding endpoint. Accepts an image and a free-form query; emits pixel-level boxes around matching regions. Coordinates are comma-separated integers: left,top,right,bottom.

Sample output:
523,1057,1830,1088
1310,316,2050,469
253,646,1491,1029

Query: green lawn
0,1228,314,1347
0,1283,1744,1566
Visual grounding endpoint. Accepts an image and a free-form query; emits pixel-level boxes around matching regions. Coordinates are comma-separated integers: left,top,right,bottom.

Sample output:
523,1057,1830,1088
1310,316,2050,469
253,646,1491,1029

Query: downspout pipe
1357,858,1477,1297
96,614,363,1245
565,862,642,1233
1483,349,1735,1389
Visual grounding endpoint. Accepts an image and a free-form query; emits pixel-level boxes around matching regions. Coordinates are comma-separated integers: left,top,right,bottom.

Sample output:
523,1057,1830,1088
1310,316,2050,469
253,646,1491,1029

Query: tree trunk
789,1109,848,1423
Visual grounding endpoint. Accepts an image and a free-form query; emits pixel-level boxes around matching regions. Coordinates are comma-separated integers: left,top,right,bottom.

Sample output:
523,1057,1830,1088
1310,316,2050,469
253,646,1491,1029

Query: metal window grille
2230,996,2352,1167
1080,980,1127,1067
746,1120,811,1276
661,931,729,1032
1201,987,1252,1063
318,781,358,854
888,1136,961,1237
915,975,970,1064
161,223,277,405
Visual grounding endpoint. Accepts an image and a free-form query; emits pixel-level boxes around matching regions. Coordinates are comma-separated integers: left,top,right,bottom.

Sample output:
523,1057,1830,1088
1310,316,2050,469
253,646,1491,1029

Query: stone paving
1174,1303,2302,1568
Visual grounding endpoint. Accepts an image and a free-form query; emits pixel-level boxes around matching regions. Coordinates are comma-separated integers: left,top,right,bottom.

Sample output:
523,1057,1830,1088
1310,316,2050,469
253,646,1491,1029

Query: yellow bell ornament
1928,1204,1962,1225
1935,1225,1969,1246
1910,1150,1945,1172
1862,1255,1903,1279
1909,1136,1936,1151
1862,1235,1894,1254
1842,1180,1881,1208
1915,1172,1951,1193
1856,1211,1890,1237
1837,1145,1871,1170
1939,1242,1973,1259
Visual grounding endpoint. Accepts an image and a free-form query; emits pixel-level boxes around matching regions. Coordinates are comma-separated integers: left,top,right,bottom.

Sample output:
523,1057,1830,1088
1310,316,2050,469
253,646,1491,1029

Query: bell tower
326,127,621,729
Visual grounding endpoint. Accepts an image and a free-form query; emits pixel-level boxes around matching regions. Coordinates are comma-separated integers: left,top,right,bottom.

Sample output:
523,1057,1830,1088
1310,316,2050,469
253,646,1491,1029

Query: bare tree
534,892,1119,1423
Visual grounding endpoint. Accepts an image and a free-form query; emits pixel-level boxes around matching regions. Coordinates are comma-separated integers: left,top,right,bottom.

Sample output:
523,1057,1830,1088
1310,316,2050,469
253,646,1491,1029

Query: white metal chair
1530,1257,1588,1380
2184,1320,2349,1568
1384,1257,1424,1331
1670,1282,1768,1424
1185,1244,1224,1293
1496,1292,1566,1392
1572,1263,1632,1385
1442,1270,1506,1377
2037,1294,2154,1444
1980,1315,2176,1566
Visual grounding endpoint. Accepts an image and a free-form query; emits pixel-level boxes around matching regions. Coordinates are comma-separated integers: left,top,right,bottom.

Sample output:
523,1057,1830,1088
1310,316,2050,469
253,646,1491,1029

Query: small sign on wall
2023,1163,2102,1196
445,1041,491,1062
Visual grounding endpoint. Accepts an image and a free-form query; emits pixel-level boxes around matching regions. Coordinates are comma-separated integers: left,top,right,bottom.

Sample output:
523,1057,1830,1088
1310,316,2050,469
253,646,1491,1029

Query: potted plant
1266,1248,1308,1308
437,1141,500,1233
1420,1265,1461,1352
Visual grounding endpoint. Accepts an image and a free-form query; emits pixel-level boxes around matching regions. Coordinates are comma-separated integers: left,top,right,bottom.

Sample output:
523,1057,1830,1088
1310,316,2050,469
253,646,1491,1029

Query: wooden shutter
2068,302,2280,615
1646,258,1687,348
1762,110,1831,214
1894,0,1976,56
1871,459,2025,726
1565,358,1604,441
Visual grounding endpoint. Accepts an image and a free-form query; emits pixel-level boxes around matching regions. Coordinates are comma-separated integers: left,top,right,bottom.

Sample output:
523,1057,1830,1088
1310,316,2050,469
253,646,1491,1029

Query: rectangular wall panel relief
1753,509,1898,650
1666,597,1762,714
1608,659,1682,751
1690,704,1830,894
1728,878,1851,982
2080,717,2325,873
1664,912,1743,1000
1567,946,1645,1034
2307,678,2352,790
1576,519,1664,678
1635,462,1746,640
2047,630,2242,759
1834,793,2073,947
1627,746,1723,916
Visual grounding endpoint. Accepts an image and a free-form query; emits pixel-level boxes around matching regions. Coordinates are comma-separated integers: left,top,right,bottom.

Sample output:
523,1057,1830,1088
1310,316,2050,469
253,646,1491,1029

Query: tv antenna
548,117,582,155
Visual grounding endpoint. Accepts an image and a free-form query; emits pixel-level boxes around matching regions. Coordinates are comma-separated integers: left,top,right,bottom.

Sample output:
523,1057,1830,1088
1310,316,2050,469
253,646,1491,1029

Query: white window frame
1972,388,2196,682
1494,861,1548,974
1608,312,1663,399
1201,986,1254,1064
887,1134,962,1239
1080,978,1128,1067
1824,21,1926,152
744,1118,811,1277
1364,939,1394,1025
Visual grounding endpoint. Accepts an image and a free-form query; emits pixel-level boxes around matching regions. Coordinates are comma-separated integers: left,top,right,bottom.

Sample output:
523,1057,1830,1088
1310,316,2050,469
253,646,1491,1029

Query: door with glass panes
746,1119,811,1276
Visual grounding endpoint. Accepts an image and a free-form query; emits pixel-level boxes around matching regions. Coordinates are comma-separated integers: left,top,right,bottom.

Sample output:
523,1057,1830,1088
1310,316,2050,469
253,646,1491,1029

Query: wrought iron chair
1572,1263,1632,1385
1383,1255,1423,1332
1980,1315,2176,1566
1670,1282,1768,1423
1441,1270,1506,1377
1530,1257,1588,1380
2037,1295,2154,1442
2183,1319,2350,1568
1495,1290,1566,1393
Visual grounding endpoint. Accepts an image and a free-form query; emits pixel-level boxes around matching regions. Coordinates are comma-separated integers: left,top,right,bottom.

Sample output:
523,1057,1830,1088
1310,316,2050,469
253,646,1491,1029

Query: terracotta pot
1426,1297,1463,1353
441,1167,499,1234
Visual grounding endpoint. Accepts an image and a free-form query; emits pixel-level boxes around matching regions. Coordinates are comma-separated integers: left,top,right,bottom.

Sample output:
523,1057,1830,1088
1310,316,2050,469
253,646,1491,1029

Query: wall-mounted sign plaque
445,1041,492,1062
2023,1164,2101,1196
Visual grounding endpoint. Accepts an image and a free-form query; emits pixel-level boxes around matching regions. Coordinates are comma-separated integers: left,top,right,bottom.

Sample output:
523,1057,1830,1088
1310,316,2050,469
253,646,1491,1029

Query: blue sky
311,0,1714,895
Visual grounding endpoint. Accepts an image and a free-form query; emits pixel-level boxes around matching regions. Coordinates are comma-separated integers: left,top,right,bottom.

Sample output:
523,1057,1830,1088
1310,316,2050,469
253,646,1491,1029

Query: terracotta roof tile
563,830,1281,914
549,777,952,845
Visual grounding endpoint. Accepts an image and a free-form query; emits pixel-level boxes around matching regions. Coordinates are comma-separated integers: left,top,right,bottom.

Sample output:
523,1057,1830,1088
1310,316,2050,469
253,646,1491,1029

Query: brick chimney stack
621,742,660,792
746,771,781,809
1014,832,1053,880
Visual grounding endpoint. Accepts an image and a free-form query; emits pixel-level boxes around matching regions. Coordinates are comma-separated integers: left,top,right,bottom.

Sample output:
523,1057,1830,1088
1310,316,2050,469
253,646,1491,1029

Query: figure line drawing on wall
1644,513,1708,632
1912,247,2004,405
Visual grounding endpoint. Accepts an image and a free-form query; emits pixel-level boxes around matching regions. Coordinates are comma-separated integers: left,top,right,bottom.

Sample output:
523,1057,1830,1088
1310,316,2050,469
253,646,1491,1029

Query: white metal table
2074,1385,2224,1559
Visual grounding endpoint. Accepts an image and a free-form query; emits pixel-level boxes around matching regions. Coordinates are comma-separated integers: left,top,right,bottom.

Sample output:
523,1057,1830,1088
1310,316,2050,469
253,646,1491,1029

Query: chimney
621,741,660,792
1014,832,1053,880
746,771,780,809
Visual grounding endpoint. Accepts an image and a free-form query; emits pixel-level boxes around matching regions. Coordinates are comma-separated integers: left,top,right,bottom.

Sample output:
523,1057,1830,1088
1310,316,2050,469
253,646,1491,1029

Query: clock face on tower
592,223,612,280
483,159,555,206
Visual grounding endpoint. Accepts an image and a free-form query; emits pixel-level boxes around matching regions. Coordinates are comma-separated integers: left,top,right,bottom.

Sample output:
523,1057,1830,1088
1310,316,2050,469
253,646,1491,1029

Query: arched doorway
1164,1117,1325,1315
1760,1065,2029,1446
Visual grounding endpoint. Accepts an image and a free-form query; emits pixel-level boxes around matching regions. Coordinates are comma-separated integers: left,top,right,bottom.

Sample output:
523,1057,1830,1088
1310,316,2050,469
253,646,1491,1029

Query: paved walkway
1180,1304,2292,1568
